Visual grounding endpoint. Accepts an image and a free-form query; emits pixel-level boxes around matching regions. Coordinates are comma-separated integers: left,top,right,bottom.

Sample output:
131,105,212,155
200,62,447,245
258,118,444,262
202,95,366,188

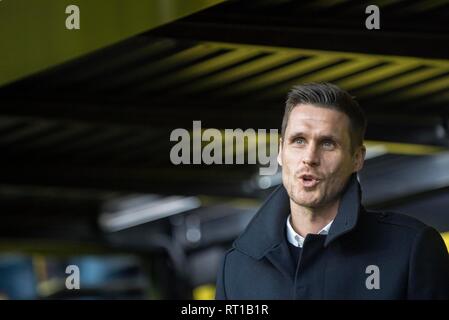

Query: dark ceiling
1,0,449,245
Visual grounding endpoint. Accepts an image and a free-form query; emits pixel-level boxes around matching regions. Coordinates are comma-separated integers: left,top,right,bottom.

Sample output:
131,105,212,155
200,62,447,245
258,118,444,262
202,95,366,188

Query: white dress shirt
286,214,333,248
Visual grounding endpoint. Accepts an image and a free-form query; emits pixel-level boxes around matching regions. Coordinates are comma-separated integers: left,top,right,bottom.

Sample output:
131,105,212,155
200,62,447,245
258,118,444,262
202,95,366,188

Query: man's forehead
290,104,347,122
288,105,348,130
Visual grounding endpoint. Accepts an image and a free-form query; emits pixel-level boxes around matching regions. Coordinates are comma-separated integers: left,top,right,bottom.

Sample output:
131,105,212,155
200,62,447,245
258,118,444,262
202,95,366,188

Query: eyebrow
319,135,339,142
288,132,341,143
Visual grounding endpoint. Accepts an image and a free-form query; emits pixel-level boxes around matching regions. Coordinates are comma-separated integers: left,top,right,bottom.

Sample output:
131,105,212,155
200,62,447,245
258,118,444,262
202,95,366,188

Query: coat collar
233,173,362,259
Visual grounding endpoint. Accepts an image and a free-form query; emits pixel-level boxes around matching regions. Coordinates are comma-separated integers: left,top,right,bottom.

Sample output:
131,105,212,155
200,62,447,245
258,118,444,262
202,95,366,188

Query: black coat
215,174,449,299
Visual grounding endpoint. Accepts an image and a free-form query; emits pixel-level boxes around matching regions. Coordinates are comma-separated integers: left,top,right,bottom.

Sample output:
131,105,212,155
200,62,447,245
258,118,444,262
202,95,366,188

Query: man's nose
302,143,320,166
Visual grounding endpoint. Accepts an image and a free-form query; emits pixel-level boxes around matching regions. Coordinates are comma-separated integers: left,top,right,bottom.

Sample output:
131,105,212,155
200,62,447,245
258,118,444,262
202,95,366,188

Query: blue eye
294,138,306,144
322,140,335,149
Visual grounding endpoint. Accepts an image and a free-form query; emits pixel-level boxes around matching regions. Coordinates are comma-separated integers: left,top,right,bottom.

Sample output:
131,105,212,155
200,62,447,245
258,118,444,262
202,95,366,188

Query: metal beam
152,21,449,60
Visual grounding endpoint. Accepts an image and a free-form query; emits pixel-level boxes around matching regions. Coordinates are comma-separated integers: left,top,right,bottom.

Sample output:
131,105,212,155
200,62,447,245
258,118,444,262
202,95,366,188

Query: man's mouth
299,174,321,188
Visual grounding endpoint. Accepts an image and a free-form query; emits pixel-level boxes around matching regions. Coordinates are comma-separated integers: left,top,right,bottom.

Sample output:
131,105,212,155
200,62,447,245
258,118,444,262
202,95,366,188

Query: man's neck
290,199,340,237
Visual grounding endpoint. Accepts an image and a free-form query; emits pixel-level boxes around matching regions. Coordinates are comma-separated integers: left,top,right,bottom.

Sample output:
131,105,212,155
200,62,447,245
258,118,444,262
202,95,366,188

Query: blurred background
0,0,449,299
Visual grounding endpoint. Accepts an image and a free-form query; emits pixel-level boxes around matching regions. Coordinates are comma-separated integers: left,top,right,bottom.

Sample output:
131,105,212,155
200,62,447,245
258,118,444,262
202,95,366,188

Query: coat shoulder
363,210,429,233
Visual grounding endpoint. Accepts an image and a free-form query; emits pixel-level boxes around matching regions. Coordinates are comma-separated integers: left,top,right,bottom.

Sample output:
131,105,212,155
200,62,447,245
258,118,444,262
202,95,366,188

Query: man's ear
277,138,283,167
353,145,366,172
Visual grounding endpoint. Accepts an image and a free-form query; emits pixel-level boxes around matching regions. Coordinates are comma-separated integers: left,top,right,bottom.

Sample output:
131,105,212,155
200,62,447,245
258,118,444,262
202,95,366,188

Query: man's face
278,104,365,209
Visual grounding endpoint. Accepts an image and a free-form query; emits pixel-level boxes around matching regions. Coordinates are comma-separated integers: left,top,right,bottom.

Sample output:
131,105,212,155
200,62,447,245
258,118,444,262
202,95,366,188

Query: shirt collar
286,215,333,248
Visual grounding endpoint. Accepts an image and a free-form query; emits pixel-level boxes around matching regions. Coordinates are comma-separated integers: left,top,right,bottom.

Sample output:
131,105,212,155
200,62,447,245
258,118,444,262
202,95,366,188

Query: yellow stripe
389,76,449,102
217,55,339,97
134,48,260,93
356,67,449,98
98,44,218,90
178,51,302,94
175,41,449,99
364,140,446,155
208,41,449,66
337,62,420,91
131,40,449,99
257,58,381,100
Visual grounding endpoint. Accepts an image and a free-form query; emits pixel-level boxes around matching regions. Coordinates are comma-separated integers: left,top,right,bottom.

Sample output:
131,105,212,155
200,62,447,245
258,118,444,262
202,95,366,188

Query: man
215,83,449,299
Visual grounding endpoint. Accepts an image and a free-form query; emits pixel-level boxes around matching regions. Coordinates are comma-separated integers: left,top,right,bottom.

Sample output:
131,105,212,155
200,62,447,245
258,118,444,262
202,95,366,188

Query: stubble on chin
288,184,319,208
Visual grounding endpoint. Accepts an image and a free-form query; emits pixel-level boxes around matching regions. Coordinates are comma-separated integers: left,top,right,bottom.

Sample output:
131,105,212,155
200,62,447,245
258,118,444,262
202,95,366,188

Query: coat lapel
265,232,296,280
233,173,362,274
